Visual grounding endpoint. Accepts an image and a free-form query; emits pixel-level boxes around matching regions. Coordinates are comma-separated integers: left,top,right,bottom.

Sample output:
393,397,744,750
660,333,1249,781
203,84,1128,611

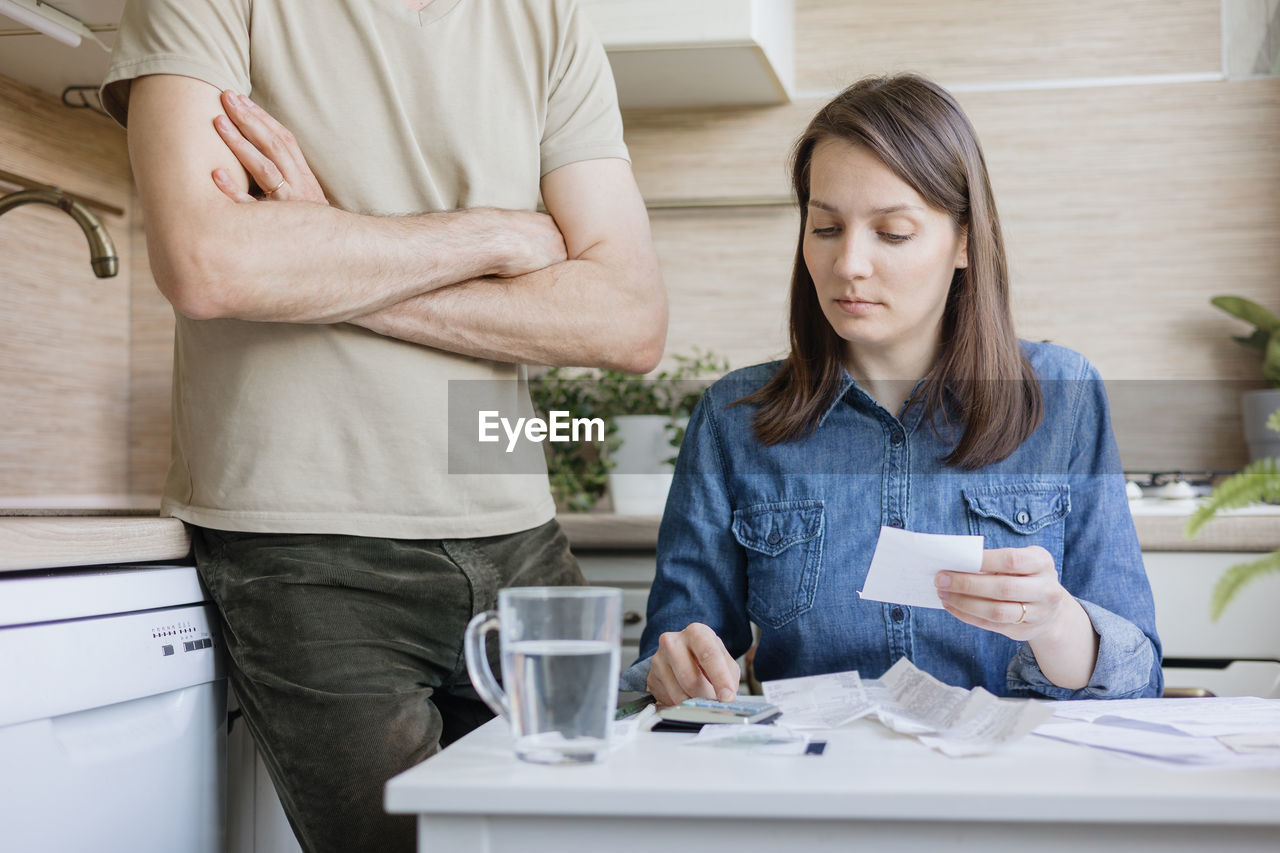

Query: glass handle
463,611,509,721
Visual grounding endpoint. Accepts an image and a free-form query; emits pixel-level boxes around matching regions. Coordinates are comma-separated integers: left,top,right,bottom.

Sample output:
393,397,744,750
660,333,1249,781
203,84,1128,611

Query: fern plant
1185,408,1280,619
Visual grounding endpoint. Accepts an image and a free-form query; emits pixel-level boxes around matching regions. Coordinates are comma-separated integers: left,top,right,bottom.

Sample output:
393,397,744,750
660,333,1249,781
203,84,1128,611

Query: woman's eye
879,232,914,243
810,226,839,237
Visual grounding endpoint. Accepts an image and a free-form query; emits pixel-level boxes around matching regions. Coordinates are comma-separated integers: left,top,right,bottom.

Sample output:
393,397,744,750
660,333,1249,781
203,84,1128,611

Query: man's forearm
350,255,667,373
151,201,561,324
127,74,567,325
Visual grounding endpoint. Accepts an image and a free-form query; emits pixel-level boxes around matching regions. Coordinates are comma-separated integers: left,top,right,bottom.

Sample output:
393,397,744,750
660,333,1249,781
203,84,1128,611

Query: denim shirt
620,342,1163,699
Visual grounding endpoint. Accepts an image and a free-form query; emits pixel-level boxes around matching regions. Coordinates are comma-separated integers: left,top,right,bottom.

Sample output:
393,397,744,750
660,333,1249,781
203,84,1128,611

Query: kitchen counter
558,507,1280,553
1,505,1275,573
0,516,191,572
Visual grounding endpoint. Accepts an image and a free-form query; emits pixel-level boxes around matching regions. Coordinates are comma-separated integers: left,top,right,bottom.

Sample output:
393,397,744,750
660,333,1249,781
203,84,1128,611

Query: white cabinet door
1144,551,1280,660
577,552,657,667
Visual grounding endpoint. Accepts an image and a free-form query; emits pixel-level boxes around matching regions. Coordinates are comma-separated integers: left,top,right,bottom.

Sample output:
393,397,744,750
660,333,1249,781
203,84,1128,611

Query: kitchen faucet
0,188,118,278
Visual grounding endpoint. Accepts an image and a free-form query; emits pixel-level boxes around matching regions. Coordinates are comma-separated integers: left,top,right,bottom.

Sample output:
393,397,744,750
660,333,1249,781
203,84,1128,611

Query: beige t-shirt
102,0,629,538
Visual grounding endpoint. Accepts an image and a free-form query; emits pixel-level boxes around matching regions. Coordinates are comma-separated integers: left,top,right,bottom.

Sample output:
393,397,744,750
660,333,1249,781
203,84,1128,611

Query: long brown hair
743,74,1042,468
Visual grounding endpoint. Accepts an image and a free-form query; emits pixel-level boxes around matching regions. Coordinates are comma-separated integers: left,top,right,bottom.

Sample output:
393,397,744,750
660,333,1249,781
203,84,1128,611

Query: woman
620,74,1161,705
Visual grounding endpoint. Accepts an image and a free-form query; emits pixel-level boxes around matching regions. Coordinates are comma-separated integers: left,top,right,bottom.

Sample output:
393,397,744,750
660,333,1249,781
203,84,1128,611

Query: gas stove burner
1124,471,1221,488
1122,471,1228,502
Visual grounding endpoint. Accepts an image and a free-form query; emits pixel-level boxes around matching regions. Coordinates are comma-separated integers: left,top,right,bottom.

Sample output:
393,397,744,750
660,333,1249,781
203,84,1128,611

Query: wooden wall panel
650,207,797,368
795,0,1223,92
962,79,1280,383
0,75,135,503
624,102,810,200
127,196,173,499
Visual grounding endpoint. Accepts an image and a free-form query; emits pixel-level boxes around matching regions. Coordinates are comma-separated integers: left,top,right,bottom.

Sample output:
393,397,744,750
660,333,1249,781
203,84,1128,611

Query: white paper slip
1219,732,1280,755
1052,696,1280,737
761,670,876,730
858,526,984,609
1034,719,1280,769
684,723,811,755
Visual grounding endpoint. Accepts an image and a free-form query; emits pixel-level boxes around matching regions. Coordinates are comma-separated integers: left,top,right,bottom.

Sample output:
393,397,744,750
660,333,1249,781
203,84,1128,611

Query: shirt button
890,430,904,446
1015,510,1031,525
891,608,905,622
888,517,904,528
766,531,782,545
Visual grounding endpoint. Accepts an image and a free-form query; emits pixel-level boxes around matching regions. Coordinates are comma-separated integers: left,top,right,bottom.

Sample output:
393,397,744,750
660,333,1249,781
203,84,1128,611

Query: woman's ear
955,225,969,269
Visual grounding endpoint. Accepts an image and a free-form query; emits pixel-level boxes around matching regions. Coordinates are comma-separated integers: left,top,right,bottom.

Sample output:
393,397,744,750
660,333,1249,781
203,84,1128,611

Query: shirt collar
816,371,934,431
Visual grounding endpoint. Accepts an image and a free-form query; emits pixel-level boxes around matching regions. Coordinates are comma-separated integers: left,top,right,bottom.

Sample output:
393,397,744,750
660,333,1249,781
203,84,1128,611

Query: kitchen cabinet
580,0,794,108
0,0,123,97
226,693,303,853
577,550,657,667
1144,551,1280,697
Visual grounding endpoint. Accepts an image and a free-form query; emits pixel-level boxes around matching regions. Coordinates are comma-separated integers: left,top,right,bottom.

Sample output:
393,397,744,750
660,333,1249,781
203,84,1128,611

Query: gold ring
1015,602,1027,624
262,177,286,196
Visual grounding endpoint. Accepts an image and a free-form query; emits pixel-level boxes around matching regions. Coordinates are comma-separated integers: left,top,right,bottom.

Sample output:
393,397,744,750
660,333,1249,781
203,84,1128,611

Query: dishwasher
0,562,226,853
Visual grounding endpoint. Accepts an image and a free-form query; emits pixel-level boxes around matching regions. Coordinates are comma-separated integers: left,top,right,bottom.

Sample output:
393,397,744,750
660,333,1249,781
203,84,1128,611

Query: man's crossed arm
127,74,667,372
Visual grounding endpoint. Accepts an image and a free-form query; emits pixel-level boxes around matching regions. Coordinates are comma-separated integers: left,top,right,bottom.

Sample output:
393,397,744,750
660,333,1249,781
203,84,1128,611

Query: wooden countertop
1,508,1276,572
0,516,191,572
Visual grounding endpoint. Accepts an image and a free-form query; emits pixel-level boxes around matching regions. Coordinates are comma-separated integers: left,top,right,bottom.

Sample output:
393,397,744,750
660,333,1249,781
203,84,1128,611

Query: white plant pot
607,414,675,516
1242,388,1280,462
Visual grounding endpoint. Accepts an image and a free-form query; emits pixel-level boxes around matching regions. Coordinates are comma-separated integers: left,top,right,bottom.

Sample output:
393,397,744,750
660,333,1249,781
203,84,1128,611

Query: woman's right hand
645,622,741,706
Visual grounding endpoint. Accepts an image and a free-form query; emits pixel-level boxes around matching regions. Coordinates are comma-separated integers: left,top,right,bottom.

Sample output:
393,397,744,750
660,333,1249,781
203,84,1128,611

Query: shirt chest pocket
731,500,824,629
962,484,1070,571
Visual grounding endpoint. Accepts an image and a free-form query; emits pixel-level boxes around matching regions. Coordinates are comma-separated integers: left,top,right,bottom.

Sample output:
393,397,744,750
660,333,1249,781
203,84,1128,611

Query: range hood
581,0,794,109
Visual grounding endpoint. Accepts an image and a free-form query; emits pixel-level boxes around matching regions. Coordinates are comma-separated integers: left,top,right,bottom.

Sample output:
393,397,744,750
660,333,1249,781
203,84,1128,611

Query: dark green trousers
194,519,584,853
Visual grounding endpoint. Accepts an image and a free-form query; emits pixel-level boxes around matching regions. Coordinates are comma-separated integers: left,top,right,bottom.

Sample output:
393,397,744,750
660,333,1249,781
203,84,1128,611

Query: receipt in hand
858,526,984,609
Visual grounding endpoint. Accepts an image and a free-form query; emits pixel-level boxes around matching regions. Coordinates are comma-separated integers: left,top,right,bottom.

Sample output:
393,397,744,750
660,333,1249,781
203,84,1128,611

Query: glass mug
464,586,622,764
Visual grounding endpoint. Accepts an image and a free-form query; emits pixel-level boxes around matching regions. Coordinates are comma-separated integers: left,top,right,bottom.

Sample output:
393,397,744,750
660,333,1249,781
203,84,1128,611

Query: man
100,1,666,850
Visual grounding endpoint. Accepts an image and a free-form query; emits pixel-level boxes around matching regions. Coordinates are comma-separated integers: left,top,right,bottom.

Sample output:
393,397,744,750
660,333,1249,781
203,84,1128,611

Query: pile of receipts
692,657,1280,767
758,657,1053,757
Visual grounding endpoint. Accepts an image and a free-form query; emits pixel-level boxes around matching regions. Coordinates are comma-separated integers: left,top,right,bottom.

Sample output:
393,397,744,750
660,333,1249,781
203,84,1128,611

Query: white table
385,717,1280,853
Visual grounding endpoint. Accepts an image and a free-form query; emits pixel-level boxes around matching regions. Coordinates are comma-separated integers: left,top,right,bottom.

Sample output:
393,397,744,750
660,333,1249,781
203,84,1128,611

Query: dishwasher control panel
152,616,216,657
0,603,224,728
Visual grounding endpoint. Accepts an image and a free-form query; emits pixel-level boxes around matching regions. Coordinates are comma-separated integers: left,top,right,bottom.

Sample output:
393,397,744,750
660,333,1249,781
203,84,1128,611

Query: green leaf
1211,296,1280,333
1265,331,1280,388
1211,550,1280,620
1231,328,1270,354
1185,457,1280,538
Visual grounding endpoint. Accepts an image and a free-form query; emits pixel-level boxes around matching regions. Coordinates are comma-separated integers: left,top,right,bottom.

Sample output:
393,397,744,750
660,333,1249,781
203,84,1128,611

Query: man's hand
208,90,568,278
646,622,740,707
210,90,328,205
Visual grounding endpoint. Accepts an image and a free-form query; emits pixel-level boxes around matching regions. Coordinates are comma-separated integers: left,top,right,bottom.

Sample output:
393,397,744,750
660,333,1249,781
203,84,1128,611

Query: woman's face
803,138,968,372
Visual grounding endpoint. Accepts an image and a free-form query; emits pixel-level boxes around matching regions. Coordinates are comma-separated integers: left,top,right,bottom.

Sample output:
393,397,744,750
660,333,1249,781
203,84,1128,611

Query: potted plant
1185,407,1280,619
1210,296,1280,460
530,349,728,514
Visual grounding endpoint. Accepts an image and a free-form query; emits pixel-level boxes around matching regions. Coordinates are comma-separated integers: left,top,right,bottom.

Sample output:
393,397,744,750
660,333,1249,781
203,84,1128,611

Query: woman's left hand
210,90,329,205
935,546,1071,642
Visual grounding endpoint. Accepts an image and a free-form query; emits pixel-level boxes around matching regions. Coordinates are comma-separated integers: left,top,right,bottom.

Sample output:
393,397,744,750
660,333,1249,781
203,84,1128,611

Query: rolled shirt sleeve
1006,359,1163,699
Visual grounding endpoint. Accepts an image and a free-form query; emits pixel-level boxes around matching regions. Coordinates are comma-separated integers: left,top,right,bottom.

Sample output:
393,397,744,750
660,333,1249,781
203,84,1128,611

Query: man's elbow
611,292,667,373
150,236,246,320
